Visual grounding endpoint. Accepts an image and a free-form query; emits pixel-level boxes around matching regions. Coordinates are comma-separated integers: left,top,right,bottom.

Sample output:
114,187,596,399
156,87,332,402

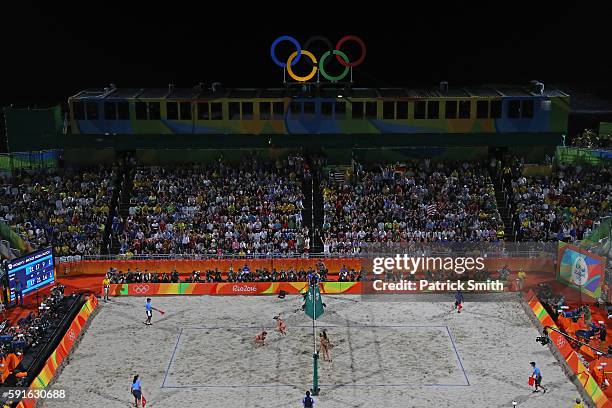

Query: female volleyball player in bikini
274,314,287,336
254,330,267,347
319,330,333,362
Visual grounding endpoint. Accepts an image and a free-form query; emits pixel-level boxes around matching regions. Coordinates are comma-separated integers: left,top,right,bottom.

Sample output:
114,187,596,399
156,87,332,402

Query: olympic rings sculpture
270,35,366,82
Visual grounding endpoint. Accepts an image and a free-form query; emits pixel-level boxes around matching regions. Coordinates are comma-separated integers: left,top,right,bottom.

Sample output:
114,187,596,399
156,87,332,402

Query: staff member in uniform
144,298,161,325
302,390,315,407
530,361,547,393
102,275,111,302
454,289,464,313
131,374,143,407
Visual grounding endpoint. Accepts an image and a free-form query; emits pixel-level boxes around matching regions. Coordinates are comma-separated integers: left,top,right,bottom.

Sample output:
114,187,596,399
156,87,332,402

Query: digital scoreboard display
7,247,55,300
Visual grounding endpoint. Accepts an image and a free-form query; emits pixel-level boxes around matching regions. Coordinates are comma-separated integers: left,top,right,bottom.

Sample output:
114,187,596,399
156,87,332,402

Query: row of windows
73,100,535,121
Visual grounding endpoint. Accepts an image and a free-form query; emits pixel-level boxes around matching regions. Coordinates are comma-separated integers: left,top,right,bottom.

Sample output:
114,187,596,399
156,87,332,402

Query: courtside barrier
16,295,99,408
109,279,531,297
525,291,612,408
110,281,362,296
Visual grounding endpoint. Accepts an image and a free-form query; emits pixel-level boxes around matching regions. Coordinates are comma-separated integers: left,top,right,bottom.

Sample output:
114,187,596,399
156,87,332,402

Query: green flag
304,285,324,320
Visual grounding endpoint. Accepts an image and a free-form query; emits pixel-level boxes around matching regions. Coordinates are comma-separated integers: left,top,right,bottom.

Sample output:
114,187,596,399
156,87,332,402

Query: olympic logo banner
270,35,366,82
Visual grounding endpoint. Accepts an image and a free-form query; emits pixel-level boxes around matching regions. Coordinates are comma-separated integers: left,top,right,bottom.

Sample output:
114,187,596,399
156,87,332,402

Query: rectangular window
396,101,408,119
365,101,377,119
476,100,489,119
104,102,116,120
179,102,192,120
458,100,471,119
148,102,161,120
508,100,520,118
86,102,99,120
383,101,395,119
272,102,284,119
210,102,222,120
303,102,315,117
414,101,426,119
166,102,178,120
490,100,502,118
197,102,210,120
321,102,333,118
351,101,364,119
117,102,129,120
289,102,301,119
445,101,457,119
135,102,147,120
427,101,439,119
521,100,534,118
335,102,346,119
73,102,85,120
259,102,271,120
241,102,253,119
228,102,240,120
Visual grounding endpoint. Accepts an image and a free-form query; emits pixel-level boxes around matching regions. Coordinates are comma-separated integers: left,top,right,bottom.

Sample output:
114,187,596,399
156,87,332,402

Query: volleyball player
254,330,267,346
274,314,287,336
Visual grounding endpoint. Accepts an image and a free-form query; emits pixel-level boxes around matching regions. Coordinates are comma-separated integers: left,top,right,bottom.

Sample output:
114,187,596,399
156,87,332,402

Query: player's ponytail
133,374,139,384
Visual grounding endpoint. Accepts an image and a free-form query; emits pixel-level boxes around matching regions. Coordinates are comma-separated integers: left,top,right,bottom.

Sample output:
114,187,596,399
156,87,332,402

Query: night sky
2,2,611,108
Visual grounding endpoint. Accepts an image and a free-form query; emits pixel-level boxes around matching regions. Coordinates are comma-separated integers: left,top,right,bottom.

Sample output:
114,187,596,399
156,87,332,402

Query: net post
311,352,320,396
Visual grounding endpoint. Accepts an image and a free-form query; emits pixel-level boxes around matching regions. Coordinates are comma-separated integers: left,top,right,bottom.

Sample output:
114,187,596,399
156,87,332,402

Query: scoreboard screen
7,247,55,300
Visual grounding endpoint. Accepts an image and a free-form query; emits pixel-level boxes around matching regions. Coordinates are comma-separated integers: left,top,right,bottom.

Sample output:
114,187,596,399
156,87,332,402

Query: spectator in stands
321,160,504,254
115,157,308,257
505,161,611,242
0,166,116,255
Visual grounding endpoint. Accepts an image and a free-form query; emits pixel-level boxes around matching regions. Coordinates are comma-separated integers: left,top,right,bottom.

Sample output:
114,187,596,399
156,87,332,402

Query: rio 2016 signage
270,35,366,82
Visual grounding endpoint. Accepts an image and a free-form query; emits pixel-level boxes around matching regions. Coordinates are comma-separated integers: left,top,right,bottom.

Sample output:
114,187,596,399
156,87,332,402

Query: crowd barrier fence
16,295,98,408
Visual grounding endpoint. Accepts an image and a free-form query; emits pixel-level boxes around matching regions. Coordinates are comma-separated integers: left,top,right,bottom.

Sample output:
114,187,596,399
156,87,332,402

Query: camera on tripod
536,327,551,345
536,335,550,345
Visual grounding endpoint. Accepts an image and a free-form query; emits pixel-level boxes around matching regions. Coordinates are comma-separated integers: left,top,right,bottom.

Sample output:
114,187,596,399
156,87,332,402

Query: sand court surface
42,294,585,408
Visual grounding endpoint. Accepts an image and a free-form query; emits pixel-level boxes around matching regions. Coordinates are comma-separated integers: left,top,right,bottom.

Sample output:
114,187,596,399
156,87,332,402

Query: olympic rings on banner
134,285,150,294
270,35,366,82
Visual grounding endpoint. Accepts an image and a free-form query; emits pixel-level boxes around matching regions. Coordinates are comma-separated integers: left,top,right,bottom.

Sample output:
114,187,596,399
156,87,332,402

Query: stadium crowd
321,160,504,254
502,160,612,241
114,157,310,256
0,167,116,255
571,129,612,149
2,154,611,259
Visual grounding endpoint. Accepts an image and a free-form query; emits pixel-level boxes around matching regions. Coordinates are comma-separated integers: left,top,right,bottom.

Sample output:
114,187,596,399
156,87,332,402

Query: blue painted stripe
445,325,470,386
161,328,183,388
